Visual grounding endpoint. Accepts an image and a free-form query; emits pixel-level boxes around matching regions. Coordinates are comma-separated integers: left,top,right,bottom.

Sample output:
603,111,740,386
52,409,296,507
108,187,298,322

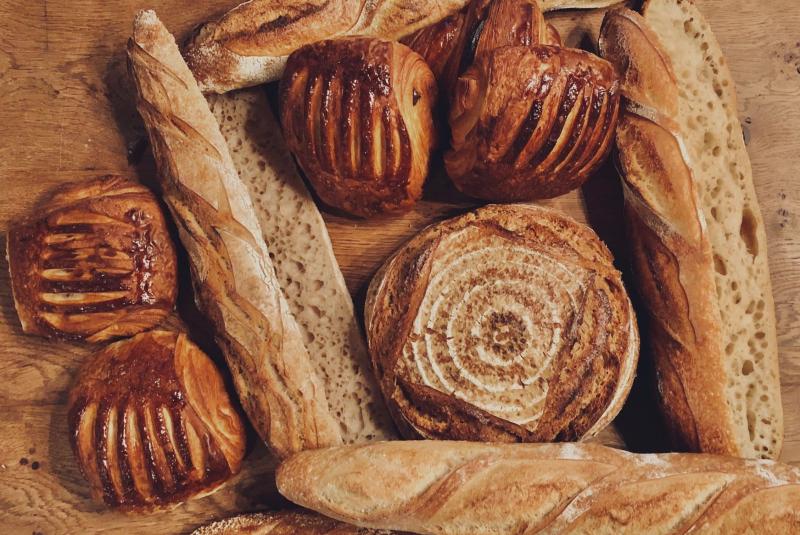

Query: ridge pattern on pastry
365,204,638,442
6,175,177,342
280,37,436,217
67,330,246,511
446,45,620,200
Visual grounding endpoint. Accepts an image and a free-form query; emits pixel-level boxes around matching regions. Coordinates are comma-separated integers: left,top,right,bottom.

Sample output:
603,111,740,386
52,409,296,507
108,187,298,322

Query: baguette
277,440,800,534
127,10,342,458
541,0,623,10
192,511,396,534
599,4,782,459
183,0,469,93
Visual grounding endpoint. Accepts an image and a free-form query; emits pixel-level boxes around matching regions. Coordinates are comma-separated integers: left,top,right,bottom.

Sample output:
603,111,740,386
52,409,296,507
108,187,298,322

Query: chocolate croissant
280,37,437,217
6,176,177,342
446,45,620,201
365,204,638,442
68,330,246,511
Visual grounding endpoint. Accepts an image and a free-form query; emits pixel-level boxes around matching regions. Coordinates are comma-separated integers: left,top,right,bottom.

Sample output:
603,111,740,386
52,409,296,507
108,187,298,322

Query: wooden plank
0,0,798,533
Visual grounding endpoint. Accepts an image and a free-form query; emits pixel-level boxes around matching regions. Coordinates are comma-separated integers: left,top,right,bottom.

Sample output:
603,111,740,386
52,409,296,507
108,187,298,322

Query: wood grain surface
0,1,798,533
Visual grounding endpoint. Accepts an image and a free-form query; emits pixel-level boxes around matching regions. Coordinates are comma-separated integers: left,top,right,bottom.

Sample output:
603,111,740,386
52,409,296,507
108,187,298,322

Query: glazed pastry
365,204,638,442
67,331,246,511
6,175,177,343
280,37,436,217
446,45,620,200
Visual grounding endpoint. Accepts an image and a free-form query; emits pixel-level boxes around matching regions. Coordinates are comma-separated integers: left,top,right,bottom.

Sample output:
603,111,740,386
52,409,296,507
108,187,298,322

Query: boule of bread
127,10,341,458
599,2,782,459
279,37,437,217
6,175,177,343
365,204,638,442
276,440,800,535
183,0,469,94
68,331,246,511
207,88,397,442
192,511,396,534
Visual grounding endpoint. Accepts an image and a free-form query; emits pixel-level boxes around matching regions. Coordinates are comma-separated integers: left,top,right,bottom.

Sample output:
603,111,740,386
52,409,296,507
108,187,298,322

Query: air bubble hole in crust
740,208,759,256
714,254,727,275
742,360,754,376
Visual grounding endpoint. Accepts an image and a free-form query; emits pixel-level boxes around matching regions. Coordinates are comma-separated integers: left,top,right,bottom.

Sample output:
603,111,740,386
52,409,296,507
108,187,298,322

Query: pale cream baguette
184,0,469,93
127,10,342,459
599,4,782,460
277,440,800,534
192,511,396,534
207,89,397,442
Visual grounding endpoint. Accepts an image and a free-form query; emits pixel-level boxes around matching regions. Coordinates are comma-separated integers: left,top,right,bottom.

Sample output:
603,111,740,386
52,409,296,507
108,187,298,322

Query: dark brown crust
6,175,177,343
280,37,436,217
365,204,638,442
67,331,246,512
445,45,621,201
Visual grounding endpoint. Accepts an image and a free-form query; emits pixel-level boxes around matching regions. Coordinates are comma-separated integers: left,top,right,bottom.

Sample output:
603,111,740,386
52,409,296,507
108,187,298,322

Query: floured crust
365,204,638,442
192,511,396,534
540,0,624,11
276,440,800,535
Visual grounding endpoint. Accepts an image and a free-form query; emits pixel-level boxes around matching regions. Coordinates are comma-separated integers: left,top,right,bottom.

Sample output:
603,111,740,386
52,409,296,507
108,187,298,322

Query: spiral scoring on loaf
367,205,638,442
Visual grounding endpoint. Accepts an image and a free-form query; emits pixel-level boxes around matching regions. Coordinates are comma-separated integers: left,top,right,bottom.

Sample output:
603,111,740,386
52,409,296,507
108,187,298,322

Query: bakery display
446,44,620,200
67,330,245,511
183,0,469,94
280,37,437,217
599,2,783,459
193,511,395,534
208,89,397,442
365,204,638,441
128,10,342,458
277,440,800,534
6,175,177,343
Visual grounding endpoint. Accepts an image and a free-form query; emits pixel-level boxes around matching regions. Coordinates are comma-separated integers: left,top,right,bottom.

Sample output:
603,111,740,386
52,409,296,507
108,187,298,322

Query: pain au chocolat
365,204,638,442
280,37,436,217
68,330,246,511
6,176,177,342
446,44,620,201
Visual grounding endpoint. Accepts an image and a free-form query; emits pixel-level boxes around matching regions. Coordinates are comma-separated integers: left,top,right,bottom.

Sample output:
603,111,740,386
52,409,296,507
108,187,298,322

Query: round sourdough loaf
365,204,638,442
67,330,246,511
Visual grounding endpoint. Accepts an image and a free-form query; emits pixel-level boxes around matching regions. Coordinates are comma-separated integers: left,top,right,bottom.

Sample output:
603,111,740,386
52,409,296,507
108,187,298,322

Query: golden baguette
277,441,800,534
192,511,396,534
599,3,782,459
127,10,341,458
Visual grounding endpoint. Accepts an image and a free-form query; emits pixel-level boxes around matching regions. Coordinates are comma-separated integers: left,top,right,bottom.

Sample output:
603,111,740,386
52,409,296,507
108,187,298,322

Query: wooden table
1,0,798,533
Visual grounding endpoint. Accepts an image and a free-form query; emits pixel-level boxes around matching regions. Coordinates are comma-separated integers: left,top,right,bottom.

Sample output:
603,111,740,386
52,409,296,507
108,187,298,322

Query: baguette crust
127,10,341,458
277,440,800,534
192,511,396,534
184,0,468,93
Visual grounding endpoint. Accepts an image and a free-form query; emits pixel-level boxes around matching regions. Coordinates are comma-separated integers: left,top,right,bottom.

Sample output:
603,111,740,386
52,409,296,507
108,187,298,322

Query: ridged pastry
67,330,246,511
446,45,620,201
280,37,437,217
192,511,396,534
365,204,638,442
6,176,177,343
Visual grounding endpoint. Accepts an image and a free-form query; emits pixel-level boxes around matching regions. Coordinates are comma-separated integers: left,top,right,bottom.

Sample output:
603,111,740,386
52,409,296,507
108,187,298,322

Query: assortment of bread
4,0,794,531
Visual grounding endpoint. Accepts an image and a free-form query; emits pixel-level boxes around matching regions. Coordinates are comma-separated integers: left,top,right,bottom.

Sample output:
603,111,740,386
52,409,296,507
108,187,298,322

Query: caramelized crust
445,45,620,201
6,176,177,343
365,204,638,442
280,37,436,217
68,331,246,511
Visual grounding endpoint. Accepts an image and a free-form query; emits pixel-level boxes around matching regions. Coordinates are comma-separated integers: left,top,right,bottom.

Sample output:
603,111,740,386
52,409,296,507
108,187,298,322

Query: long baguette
192,511,396,534
277,440,800,534
183,0,469,93
599,5,782,459
127,10,341,458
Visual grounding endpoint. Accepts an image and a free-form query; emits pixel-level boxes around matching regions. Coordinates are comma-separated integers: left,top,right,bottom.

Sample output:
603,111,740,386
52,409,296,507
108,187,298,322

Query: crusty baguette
207,89,397,442
599,4,782,459
184,0,469,93
192,511,396,534
277,440,800,534
127,10,341,458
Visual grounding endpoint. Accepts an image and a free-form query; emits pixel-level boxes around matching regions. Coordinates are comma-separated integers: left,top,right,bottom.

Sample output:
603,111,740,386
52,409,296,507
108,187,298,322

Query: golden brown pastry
6,175,177,343
365,204,638,442
446,45,620,200
277,440,800,535
193,511,396,534
67,330,246,511
280,37,437,217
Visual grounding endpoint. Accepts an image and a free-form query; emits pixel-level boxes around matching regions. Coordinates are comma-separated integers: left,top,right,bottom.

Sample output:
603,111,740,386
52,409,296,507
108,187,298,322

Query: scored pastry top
6,175,177,343
67,330,246,511
365,204,638,442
